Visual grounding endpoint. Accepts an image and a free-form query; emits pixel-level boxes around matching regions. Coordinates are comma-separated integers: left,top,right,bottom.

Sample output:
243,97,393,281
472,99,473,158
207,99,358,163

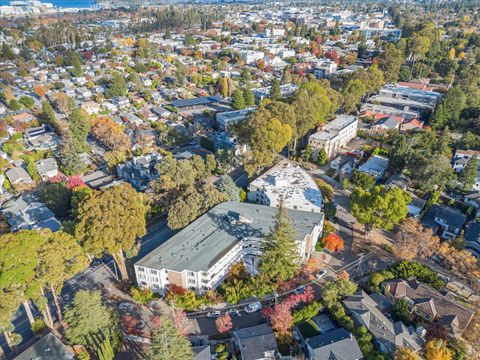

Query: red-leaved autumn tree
215,313,233,334
322,233,344,252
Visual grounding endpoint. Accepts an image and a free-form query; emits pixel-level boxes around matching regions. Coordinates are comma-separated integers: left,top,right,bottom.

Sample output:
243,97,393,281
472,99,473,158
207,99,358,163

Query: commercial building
308,115,358,160
216,107,255,132
134,202,323,294
248,159,323,213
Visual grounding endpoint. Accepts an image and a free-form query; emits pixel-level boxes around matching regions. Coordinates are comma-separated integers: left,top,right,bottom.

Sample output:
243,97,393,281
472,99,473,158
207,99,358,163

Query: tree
351,169,376,190
57,134,85,175
266,302,293,335
39,182,72,218
19,96,34,109
218,77,230,98
377,43,404,83
105,72,127,99
394,348,421,360
270,78,282,100
68,107,90,153
459,157,478,190
91,117,131,151
437,243,480,281
231,89,246,110
41,101,57,128
147,318,194,360
53,93,70,114
217,175,241,201
322,233,344,252
215,313,233,334
431,87,466,130
317,148,328,165
351,186,411,231
75,184,147,281
244,88,255,107
342,79,366,113
393,298,411,324
394,219,440,260
36,230,88,322
64,290,118,346
463,311,480,352
321,280,357,309
0,42,15,60
259,201,300,282
292,82,331,139
424,340,453,360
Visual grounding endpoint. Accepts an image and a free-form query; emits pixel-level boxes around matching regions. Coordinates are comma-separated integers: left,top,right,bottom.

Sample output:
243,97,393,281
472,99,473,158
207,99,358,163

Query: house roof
465,222,480,245
13,333,74,360
171,95,222,108
306,328,363,360
193,345,211,360
233,323,277,360
383,279,475,335
135,201,323,273
434,205,467,229
5,167,33,184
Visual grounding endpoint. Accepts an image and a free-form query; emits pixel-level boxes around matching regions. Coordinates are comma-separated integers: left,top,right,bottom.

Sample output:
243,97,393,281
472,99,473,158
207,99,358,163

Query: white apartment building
134,202,323,294
248,159,323,213
241,50,265,64
308,115,358,160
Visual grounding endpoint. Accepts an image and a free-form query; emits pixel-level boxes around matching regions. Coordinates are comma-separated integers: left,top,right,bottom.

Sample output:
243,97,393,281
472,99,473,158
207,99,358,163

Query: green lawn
297,319,321,339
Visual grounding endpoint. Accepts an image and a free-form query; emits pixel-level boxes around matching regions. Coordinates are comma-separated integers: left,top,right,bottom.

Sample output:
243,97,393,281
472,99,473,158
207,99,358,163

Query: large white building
308,115,358,160
248,160,323,213
134,202,323,294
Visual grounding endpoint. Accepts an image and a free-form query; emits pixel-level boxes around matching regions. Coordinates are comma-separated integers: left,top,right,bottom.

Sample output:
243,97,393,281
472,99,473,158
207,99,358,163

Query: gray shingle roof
13,333,74,360
135,202,323,272
233,323,278,360
306,328,363,360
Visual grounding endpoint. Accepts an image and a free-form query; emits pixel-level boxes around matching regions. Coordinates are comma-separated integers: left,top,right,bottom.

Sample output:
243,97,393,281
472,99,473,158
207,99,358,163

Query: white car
206,311,222,319
316,268,327,279
244,302,262,314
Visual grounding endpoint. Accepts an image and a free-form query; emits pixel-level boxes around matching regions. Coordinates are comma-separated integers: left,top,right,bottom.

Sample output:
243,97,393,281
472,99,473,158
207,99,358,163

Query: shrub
131,287,157,305
31,318,47,335
293,301,322,324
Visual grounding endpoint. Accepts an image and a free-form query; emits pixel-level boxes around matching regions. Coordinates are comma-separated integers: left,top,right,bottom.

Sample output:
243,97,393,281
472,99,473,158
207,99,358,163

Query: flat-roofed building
134,202,323,294
248,159,323,213
216,107,255,132
308,115,358,160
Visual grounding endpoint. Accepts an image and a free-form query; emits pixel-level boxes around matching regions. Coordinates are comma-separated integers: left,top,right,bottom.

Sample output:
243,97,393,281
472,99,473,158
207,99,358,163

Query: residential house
452,149,480,173
111,96,130,109
152,106,172,119
303,328,363,360
400,118,424,132
2,194,61,232
13,333,74,360
232,323,278,360
421,204,467,239
308,115,358,160
248,159,323,213
134,202,323,294
382,279,475,337
117,153,161,191
343,290,425,356
192,345,211,360
81,170,120,190
24,125,59,150
35,158,58,180
329,155,357,175
5,166,33,186
464,222,480,258
358,155,389,181
81,100,101,115
369,115,402,135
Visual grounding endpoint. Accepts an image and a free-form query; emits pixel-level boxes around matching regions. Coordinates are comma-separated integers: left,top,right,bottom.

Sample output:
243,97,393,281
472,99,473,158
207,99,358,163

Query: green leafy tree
351,186,411,231
0,42,15,60
377,43,404,83
19,96,34,109
259,201,300,282
317,148,328,165
393,298,411,324
270,78,282,100
41,100,57,128
36,230,88,322
75,184,147,281
231,89,246,110
217,175,241,202
57,134,85,175
105,72,127,99
459,157,478,190
147,318,194,360
244,88,255,107
9,99,21,110
68,107,90,153
64,290,118,346
342,79,366,113
351,169,376,190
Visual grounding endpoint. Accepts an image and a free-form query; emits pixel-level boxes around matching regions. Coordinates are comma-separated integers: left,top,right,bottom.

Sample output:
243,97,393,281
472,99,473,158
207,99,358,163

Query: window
137,267,145,272
152,284,159,289
188,279,196,284
150,269,158,275
188,271,195,277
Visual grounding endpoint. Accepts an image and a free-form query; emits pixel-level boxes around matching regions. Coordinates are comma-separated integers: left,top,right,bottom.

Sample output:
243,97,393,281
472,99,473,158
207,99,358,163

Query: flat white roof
310,115,357,142
250,160,323,212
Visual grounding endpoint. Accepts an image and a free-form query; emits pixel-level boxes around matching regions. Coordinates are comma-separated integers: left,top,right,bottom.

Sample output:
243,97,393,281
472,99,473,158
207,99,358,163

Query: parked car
316,268,327,279
118,302,134,311
206,311,222,319
293,285,306,295
228,308,241,317
244,302,262,314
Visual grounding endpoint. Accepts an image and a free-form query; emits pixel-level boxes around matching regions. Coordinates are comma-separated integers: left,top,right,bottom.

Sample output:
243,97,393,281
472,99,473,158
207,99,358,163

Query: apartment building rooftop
135,201,323,273
309,115,357,142
248,159,323,212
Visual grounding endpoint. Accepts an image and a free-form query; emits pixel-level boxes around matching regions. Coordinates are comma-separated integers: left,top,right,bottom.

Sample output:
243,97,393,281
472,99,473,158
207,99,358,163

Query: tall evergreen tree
41,100,57,129
231,89,246,110
147,318,193,360
270,78,282,100
459,157,478,190
259,201,300,281
244,88,255,107
68,107,90,153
